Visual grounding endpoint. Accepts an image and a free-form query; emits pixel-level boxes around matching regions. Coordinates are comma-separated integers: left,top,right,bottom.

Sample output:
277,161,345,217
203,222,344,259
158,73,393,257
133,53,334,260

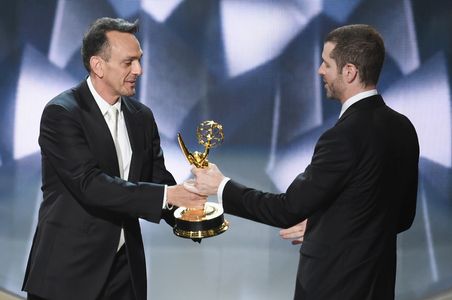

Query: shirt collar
87,76,121,117
339,89,378,118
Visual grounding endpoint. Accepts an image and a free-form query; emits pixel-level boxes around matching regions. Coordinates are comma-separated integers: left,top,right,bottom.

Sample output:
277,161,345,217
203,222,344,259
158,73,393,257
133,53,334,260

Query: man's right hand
167,184,207,209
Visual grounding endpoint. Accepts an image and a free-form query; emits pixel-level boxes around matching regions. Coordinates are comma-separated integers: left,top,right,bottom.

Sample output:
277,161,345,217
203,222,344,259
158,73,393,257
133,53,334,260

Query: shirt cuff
217,177,230,205
162,185,168,209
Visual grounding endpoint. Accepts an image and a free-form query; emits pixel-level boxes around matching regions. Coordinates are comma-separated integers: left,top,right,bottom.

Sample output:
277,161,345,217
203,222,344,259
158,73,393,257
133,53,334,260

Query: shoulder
123,97,155,120
315,125,355,157
123,96,148,110
382,105,419,146
384,105,416,128
43,87,80,117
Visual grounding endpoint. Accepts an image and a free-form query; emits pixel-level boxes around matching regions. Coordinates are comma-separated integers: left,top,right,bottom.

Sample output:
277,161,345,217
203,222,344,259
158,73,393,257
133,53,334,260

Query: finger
279,226,304,236
280,230,303,238
184,181,200,194
190,166,200,176
184,178,196,187
279,228,296,235
185,204,204,210
192,203,206,209
291,238,303,245
280,232,304,240
195,195,207,202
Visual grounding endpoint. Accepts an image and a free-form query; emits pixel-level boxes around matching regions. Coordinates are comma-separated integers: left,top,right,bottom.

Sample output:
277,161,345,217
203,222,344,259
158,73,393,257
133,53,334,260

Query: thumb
190,166,198,176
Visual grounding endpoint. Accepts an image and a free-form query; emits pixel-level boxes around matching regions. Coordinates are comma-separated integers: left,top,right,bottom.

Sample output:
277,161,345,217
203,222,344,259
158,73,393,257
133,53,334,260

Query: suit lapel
75,81,121,177
121,97,145,182
75,81,146,181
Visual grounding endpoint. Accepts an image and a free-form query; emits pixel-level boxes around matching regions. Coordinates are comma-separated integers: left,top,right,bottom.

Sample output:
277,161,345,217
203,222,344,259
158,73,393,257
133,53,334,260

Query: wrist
166,186,176,208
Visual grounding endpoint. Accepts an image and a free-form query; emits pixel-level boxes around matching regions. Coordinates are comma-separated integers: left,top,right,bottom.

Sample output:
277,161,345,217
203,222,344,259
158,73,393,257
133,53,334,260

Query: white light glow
271,147,314,192
221,0,318,77
138,22,206,139
268,127,322,191
48,0,68,68
49,0,111,69
48,0,84,68
420,182,439,281
382,0,420,75
159,139,192,183
141,0,184,22
383,52,451,167
14,45,77,159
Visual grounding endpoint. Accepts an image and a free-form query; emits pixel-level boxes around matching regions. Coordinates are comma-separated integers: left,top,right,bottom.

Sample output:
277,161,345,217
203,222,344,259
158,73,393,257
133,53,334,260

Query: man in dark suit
189,24,419,299
22,17,206,300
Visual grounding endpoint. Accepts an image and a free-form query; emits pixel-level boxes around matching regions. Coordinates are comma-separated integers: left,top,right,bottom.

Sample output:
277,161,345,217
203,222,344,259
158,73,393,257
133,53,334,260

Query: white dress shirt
339,89,378,118
87,78,133,180
87,77,132,250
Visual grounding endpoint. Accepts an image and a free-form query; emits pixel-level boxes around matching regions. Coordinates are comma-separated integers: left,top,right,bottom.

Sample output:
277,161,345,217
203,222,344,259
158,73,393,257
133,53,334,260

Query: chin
325,89,333,99
123,89,136,97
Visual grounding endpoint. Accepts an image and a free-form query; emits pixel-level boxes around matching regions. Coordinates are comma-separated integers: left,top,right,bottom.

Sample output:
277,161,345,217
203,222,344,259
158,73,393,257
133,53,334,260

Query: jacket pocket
299,240,330,258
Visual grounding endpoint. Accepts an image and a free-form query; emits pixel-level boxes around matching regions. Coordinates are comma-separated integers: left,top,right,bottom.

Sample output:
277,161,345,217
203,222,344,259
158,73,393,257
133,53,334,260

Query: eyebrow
321,55,330,65
123,54,143,61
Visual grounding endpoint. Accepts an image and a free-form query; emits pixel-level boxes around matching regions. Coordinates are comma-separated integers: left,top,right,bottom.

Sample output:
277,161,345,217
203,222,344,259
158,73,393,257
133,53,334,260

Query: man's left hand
279,219,307,245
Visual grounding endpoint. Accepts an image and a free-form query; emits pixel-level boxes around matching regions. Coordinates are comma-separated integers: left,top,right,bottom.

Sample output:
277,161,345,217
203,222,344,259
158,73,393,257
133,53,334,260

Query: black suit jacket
223,95,419,300
22,80,176,300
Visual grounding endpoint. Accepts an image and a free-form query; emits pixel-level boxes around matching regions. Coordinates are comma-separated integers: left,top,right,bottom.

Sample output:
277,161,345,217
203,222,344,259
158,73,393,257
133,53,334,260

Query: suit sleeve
146,113,178,226
39,104,166,223
396,119,420,233
396,166,418,233
147,112,176,186
223,128,355,228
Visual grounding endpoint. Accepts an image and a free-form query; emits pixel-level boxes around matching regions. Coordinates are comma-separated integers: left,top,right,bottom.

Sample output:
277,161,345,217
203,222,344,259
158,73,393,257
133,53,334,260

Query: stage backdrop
0,0,451,299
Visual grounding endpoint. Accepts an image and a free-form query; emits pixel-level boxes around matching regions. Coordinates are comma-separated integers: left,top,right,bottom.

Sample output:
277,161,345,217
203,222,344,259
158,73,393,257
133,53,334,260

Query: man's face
101,31,143,99
318,42,345,100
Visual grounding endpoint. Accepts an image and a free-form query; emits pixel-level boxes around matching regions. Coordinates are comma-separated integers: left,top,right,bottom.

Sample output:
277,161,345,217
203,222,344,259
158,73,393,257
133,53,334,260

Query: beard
323,76,345,100
121,81,137,96
325,84,334,99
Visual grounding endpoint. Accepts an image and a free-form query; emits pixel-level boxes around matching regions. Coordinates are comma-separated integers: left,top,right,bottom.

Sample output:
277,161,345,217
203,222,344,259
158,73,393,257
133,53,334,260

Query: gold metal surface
179,205,216,221
174,220,229,239
177,121,223,168
175,120,228,239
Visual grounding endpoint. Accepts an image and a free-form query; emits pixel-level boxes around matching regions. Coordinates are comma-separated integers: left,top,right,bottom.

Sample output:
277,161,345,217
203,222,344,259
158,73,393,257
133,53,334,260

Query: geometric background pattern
0,0,450,299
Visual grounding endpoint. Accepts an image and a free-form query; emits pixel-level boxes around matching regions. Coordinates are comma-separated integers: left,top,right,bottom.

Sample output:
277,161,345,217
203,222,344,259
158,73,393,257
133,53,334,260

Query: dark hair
81,17,139,72
325,24,385,86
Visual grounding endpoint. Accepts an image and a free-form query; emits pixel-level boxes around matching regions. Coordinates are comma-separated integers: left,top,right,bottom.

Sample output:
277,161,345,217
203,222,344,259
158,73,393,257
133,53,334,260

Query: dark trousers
97,245,136,300
28,246,135,300
27,294,46,300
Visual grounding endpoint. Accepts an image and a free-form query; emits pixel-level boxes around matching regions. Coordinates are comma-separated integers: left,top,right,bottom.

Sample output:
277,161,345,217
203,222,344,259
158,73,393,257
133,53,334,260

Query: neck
89,75,119,105
339,84,376,104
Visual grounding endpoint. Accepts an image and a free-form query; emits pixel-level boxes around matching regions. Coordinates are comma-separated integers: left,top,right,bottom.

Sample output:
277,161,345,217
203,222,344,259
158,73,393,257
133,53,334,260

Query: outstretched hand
279,219,307,245
184,163,225,196
167,184,206,209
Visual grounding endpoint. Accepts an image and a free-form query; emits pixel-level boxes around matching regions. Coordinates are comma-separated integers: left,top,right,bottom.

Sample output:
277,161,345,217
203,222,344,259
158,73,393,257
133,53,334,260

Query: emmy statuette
173,121,229,240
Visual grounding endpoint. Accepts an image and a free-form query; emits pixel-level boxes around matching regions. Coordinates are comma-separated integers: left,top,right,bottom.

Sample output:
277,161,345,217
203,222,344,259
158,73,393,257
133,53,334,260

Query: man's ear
342,63,358,84
90,56,104,78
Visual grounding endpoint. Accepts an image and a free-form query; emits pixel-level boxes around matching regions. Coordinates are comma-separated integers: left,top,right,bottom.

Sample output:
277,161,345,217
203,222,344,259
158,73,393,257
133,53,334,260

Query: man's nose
132,61,142,76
